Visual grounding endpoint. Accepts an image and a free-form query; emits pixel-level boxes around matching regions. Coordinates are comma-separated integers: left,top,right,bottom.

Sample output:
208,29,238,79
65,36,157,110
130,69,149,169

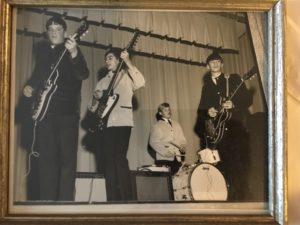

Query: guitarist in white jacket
149,102,187,175
88,48,145,201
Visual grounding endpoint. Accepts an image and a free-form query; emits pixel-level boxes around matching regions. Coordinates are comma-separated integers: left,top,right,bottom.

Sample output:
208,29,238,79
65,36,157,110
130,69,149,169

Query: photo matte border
0,0,286,224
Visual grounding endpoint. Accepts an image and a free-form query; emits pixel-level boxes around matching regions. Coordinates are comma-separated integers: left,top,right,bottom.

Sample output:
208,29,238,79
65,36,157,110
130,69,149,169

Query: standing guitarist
88,48,145,201
23,16,89,201
195,52,253,201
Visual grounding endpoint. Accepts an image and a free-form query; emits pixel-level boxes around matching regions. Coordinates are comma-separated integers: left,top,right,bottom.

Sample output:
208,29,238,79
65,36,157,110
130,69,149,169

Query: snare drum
172,163,228,201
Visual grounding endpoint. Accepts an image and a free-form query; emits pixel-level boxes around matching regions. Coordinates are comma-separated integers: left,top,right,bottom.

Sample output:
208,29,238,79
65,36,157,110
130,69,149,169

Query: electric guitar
205,66,257,145
88,31,140,132
32,22,89,121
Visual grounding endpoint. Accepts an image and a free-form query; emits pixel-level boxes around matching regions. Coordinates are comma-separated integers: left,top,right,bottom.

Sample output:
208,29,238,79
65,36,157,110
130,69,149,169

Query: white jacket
89,66,145,127
149,119,187,161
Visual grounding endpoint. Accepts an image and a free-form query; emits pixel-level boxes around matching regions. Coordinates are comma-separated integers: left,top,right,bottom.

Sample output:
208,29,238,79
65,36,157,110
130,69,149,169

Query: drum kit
172,148,228,201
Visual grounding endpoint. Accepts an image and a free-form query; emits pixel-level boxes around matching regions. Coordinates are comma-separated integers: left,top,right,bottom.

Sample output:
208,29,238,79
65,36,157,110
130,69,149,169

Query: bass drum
172,163,228,201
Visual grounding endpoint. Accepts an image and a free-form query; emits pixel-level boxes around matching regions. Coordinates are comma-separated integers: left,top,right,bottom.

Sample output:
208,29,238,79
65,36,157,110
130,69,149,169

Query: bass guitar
205,66,257,145
88,31,140,132
32,22,89,121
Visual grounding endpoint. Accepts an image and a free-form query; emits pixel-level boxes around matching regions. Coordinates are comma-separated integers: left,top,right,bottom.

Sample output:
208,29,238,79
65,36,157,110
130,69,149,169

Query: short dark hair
105,47,122,60
46,16,67,31
206,52,223,65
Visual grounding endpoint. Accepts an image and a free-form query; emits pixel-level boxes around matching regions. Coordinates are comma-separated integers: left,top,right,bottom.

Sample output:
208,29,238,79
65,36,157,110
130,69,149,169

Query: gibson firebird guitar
88,31,140,132
205,66,257,145
31,22,89,121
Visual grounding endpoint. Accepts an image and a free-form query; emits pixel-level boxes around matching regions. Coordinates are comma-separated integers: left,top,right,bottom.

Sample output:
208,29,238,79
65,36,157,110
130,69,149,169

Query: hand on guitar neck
120,50,134,69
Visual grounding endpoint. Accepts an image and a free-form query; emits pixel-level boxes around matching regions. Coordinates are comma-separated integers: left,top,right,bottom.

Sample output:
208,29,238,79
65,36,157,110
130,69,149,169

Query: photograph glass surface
10,7,268,214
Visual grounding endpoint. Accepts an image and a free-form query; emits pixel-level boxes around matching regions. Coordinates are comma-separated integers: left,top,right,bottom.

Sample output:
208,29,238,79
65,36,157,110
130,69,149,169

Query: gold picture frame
0,0,286,224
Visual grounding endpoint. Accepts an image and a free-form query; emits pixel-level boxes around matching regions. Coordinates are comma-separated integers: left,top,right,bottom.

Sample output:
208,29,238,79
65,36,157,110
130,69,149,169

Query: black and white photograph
8,5,274,216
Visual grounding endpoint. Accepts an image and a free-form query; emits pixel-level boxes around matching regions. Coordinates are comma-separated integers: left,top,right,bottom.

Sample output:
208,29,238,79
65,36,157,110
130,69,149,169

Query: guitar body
32,82,57,121
203,66,257,145
205,110,232,145
89,94,119,132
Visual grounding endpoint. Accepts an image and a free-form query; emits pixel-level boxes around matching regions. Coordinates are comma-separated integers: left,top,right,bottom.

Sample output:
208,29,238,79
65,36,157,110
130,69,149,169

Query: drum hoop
187,163,228,201
187,163,204,200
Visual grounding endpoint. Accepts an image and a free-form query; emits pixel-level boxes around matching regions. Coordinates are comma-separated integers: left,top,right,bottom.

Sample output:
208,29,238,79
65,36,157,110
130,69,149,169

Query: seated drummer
149,102,187,175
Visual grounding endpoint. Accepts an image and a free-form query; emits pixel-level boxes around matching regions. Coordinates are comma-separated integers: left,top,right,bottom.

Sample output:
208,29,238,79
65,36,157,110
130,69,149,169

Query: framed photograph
0,0,286,224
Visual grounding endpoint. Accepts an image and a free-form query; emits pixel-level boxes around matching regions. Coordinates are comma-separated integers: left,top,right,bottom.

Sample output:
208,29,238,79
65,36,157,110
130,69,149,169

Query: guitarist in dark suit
23,16,89,201
88,48,145,201
195,52,253,201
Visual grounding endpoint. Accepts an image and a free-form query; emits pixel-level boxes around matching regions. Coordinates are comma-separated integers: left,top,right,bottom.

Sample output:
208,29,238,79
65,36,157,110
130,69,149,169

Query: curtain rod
23,8,239,55
17,29,207,67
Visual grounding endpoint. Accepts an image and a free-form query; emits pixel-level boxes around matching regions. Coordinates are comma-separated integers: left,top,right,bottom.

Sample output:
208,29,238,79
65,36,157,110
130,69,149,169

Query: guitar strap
224,73,230,98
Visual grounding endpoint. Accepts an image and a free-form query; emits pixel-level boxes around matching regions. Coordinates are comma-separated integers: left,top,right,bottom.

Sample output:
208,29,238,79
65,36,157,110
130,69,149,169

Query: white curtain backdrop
13,8,266,201
247,12,268,103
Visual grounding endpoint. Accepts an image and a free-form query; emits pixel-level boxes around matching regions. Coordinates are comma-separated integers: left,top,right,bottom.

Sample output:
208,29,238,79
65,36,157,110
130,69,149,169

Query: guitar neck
216,76,247,111
227,79,245,101
105,60,125,97
104,31,139,97
46,48,68,82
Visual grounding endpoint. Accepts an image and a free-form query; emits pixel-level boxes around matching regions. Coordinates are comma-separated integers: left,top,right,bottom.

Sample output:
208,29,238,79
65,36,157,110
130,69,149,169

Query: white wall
287,0,300,224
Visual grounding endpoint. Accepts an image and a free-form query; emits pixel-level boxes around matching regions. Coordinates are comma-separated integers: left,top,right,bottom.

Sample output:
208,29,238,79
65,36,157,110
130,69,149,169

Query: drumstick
174,154,186,156
169,141,185,153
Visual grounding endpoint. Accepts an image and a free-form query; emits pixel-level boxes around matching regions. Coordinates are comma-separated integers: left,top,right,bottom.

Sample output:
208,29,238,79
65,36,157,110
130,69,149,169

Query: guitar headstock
242,65,258,81
72,22,89,41
126,30,140,50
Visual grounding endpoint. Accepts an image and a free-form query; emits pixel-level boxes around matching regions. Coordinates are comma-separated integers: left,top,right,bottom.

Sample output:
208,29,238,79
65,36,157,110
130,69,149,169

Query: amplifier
75,172,106,203
131,171,174,202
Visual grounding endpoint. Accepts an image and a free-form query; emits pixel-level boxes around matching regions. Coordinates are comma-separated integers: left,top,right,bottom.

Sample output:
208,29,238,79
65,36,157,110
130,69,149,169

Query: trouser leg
37,116,59,200
114,127,132,201
57,115,79,201
100,127,132,201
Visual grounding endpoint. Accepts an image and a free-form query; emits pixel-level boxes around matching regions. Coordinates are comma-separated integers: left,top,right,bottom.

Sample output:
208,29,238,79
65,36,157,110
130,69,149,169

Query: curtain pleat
14,35,35,201
247,12,268,100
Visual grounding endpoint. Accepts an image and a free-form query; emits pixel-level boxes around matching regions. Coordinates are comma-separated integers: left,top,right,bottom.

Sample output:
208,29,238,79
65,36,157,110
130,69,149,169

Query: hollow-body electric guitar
205,66,257,145
88,31,140,132
31,22,89,121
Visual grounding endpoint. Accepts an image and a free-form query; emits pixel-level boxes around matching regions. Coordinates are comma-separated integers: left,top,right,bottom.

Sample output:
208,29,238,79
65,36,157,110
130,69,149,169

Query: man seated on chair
149,102,187,175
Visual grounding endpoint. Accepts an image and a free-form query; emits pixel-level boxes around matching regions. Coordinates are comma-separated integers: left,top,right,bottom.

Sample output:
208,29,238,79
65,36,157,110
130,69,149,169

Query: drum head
189,163,228,201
